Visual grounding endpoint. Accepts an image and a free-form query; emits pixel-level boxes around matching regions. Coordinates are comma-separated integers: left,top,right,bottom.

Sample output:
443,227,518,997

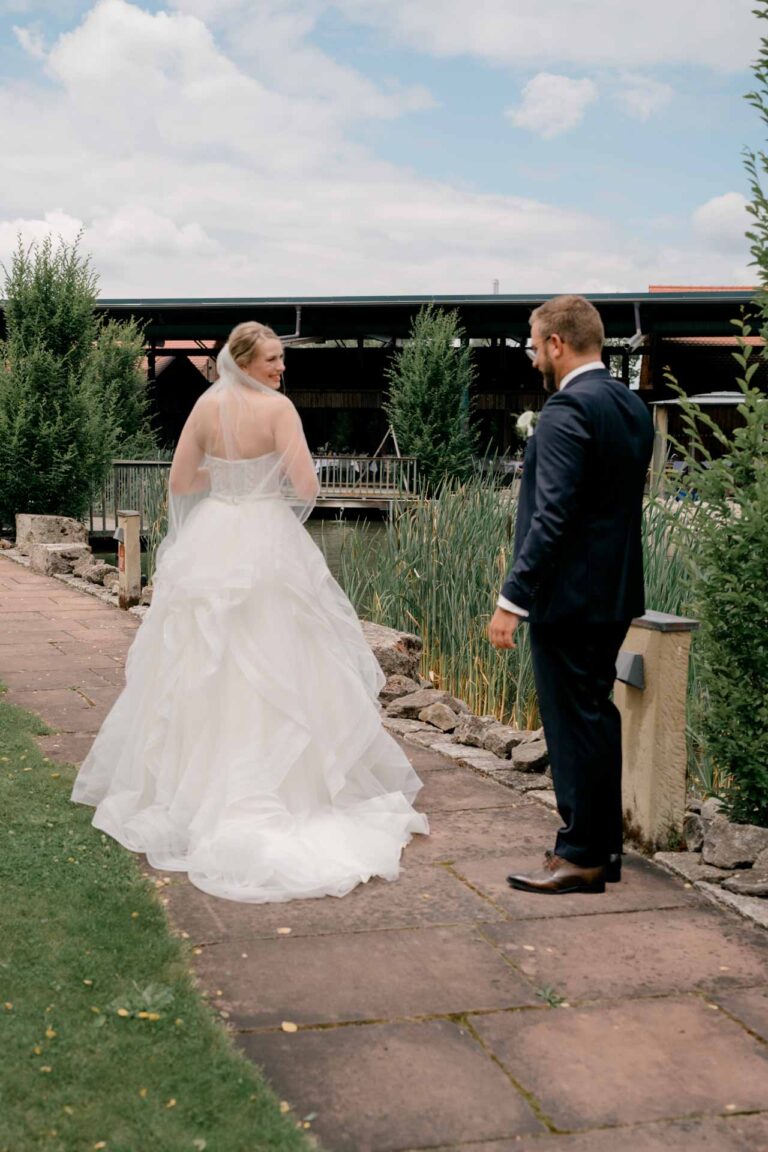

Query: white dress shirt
496,360,605,616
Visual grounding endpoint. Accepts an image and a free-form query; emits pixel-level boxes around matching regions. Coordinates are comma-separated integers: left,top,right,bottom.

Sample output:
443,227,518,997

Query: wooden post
116,510,141,610
650,404,669,491
615,610,699,851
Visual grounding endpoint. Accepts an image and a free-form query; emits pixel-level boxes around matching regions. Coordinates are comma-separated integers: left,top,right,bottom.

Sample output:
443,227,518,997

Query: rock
754,847,768,871
381,717,432,737
427,740,469,762
403,729,444,749
511,740,549,772
522,727,545,743
0,538,11,550
453,714,498,747
683,812,705,853
686,798,703,814
722,870,768,898
701,796,726,821
529,788,558,810
485,766,552,792
82,563,118,585
360,622,422,680
386,688,468,719
482,724,528,758
379,674,421,704
698,883,768,930
454,750,509,774
139,585,153,606
419,703,459,732
73,553,96,578
654,851,733,885
107,580,119,596
15,514,88,555
702,821,768,869
28,542,91,576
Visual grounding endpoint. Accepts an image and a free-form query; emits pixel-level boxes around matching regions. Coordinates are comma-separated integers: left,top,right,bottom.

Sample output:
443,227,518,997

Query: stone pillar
116,510,141,610
615,610,699,852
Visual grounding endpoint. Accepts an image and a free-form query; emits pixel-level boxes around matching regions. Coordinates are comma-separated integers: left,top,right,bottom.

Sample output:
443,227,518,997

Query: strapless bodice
205,453,283,503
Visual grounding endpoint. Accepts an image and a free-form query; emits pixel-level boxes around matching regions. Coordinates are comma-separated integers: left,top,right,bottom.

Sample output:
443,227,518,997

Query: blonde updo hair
227,321,281,368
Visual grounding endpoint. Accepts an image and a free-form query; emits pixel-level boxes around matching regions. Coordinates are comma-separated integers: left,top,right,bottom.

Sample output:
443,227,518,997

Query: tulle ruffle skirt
71,496,428,902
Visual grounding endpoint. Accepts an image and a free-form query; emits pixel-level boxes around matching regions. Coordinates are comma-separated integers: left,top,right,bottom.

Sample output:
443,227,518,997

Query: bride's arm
169,403,211,495
274,401,320,501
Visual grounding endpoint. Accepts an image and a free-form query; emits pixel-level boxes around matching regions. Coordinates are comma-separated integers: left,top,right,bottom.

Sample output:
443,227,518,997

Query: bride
72,322,428,903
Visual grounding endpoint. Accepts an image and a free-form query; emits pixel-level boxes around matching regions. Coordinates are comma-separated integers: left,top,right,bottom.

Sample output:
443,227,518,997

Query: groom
489,295,654,894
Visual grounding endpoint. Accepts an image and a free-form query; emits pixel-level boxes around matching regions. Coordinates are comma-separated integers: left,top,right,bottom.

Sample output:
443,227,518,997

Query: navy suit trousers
529,620,630,867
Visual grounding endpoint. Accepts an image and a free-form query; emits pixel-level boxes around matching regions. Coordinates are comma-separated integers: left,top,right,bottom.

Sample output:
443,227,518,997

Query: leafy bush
668,327,768,825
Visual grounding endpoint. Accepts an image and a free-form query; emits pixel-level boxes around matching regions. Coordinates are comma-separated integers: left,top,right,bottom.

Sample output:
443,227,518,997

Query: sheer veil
157,342,319,565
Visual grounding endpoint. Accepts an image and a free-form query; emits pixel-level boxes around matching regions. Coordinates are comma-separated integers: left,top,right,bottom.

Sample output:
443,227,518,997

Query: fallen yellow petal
116,1008,130,1018
139,1087,148,1099
276,927,292,935
83,979,93,987
281,1021,298,1033
45,1028,57,1039
137,1011,150,1019
130,912,139,919
33,1046,42,1056
279,1102,291,1114
40,1066,52,1073
165,1098,177,1109
3,1002,12,1011
146,1012,161,1022
62,1106,74,1116
93,1143,107,1150
50,772,60,780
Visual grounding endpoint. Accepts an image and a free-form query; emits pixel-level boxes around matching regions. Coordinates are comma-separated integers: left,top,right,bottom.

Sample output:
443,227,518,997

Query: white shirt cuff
497,594,529,617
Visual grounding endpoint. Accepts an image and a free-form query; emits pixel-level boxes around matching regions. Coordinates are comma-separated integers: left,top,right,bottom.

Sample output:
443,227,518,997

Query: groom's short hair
531,295,605,354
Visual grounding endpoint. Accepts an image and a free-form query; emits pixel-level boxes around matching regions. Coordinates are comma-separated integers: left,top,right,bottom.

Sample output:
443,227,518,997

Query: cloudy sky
0,0,761,297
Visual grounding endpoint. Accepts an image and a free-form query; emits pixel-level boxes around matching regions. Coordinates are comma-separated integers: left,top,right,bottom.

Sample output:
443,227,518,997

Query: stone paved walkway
2,553,768,1152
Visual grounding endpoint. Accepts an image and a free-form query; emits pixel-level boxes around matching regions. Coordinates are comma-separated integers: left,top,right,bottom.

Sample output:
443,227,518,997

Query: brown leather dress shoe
507,852,606,895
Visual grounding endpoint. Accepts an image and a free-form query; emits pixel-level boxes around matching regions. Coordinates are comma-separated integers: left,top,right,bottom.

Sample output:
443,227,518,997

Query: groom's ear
549,333,565,358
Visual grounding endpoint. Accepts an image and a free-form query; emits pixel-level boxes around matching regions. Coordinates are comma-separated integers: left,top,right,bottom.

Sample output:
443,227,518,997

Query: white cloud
329,0,754,71
692,192,751,253
13,22,47,58
0,1,755,298
505,73,598,139
615,73,674,121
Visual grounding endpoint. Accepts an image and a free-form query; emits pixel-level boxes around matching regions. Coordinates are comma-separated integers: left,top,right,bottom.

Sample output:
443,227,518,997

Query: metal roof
0,289,761,343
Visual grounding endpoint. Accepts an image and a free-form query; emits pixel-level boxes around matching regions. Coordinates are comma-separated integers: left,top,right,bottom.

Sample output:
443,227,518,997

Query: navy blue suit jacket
501,368,654,624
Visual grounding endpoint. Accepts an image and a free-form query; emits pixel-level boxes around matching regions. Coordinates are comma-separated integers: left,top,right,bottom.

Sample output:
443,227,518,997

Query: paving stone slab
452,851,702,919
404,804,560,865
715,984,768,1044
435,1113,768,1152
193,924,540,1028
0,667,116,692
416,766,523,812
237,1019,543,1152
36,732,96,766
473,997,768,1131
480,909,768,1002
164,861,504,942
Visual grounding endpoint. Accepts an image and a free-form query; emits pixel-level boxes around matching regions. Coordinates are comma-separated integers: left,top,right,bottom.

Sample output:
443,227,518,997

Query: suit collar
559,360,607,390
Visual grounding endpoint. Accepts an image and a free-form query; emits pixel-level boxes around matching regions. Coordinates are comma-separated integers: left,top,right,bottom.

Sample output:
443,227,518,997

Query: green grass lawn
0,689,312,1152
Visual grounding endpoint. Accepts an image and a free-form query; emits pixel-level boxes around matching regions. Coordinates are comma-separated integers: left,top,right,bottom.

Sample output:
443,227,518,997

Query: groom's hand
488,607,520,649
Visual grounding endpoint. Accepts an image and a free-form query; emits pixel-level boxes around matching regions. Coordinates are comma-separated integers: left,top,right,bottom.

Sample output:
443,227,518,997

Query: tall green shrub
0,236,111,522
668,326,768,825
86,316,158,459
0,235,159,525
384,305,479,487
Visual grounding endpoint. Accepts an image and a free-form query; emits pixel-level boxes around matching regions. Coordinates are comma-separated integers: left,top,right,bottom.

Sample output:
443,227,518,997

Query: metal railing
88,455,419,533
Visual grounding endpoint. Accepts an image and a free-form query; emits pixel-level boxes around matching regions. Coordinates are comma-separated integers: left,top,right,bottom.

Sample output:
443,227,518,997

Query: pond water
306,519,385,581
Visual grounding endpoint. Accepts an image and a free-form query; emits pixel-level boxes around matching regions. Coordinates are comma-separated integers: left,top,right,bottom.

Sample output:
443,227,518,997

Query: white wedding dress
72,447,428,903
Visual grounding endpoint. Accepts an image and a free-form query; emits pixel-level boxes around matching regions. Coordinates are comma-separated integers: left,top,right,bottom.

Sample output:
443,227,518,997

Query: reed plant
339,477,539,726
